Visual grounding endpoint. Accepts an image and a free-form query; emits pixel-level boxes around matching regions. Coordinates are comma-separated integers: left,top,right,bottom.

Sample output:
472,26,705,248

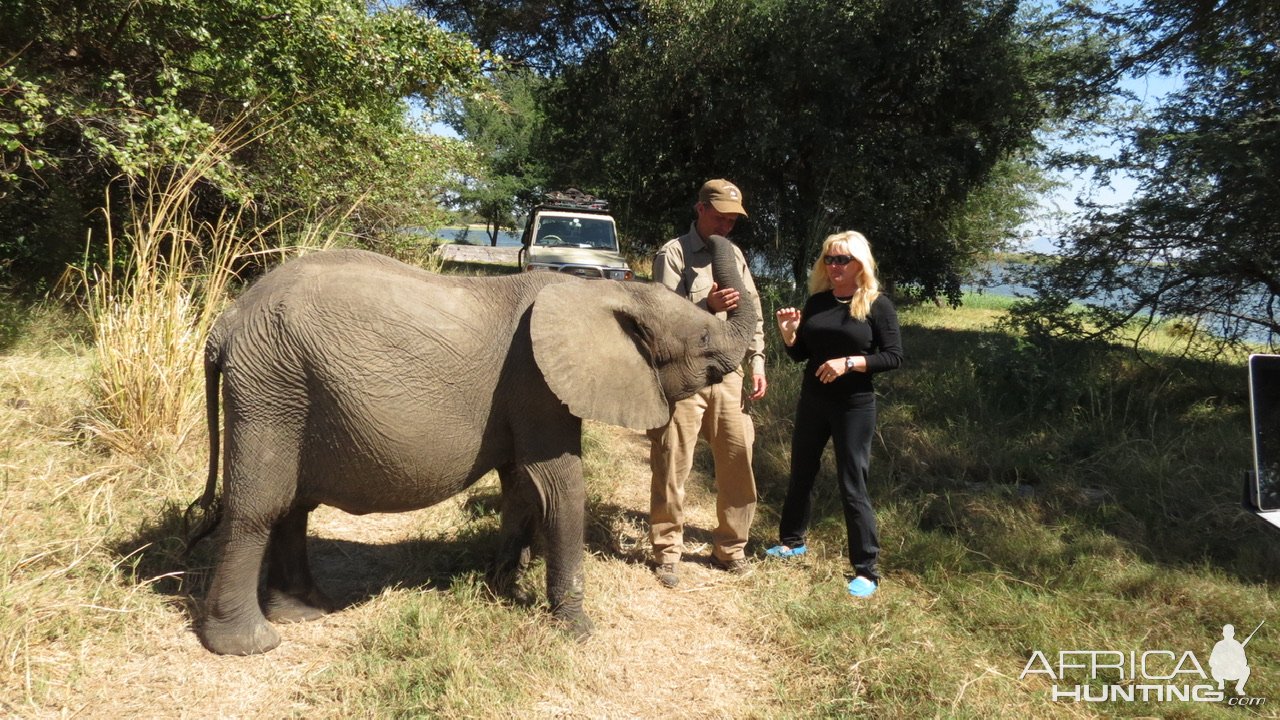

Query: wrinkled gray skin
192,235,754,655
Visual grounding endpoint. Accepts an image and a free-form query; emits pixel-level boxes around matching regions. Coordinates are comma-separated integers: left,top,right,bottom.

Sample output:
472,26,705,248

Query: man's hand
749,373,768,400
706,282,741,313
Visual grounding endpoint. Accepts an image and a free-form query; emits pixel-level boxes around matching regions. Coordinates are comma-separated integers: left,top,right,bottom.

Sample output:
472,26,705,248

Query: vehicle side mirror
1246,354,1280,530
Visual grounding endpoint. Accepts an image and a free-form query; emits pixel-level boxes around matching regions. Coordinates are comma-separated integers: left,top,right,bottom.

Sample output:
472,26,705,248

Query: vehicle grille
557,265,605,278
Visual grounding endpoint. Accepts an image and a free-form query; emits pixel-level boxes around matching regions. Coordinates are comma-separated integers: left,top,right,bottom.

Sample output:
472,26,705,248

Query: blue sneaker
847,577,877,598
765,545,807,559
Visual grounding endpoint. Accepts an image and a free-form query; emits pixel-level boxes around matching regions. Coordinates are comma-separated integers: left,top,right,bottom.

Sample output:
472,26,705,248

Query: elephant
186,234,757,655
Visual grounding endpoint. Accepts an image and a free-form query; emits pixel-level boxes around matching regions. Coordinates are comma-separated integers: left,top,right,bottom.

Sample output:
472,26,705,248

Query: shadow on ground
109,502,510,628
753,319,1280,587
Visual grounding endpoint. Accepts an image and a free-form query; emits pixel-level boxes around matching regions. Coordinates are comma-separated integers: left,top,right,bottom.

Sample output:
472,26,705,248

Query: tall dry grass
76,177,251,458
73,149,355,459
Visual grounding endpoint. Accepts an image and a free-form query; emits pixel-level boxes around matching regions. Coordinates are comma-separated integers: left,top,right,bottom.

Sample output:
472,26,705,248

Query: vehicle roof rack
540,188,609,212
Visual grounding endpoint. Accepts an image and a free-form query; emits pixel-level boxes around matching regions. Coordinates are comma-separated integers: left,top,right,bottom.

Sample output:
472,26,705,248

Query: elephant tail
183,344,224,557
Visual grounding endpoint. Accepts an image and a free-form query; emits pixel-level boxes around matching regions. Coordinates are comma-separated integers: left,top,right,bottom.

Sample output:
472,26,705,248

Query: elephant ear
530,281,671,431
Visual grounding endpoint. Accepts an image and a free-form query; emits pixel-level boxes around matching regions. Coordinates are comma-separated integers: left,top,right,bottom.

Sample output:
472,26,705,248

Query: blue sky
1022,70,1185,253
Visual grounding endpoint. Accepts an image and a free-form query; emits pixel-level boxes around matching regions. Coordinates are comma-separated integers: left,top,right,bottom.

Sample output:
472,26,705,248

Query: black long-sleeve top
784,291,903,399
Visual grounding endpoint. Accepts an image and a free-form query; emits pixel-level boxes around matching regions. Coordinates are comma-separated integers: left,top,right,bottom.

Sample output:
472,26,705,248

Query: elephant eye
700,329,711,349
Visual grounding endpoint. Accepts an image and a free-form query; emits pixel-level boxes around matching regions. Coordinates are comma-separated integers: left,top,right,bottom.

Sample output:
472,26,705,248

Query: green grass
323,578,574,716
743,291,1279,717
3,271,1278,717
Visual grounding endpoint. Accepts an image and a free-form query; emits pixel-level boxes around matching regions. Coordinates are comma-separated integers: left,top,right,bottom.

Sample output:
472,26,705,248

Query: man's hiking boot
654,562,679,588
710,555,752,576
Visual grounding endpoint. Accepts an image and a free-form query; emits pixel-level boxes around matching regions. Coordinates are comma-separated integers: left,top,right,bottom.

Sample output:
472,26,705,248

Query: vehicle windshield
534,216,617,250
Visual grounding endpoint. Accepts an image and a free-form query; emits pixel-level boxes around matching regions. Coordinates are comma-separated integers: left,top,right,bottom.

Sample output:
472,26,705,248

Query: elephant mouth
705,366,725,385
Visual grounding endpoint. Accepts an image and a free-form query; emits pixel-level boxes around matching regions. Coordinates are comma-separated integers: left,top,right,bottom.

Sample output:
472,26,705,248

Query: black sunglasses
823,254,855,266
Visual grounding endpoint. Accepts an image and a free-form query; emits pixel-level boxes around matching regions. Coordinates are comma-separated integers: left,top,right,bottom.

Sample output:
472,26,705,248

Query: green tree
536,0,1103,299
1,0,488,287
413,0,639,73
1019,0,1280,348
443,68,548,245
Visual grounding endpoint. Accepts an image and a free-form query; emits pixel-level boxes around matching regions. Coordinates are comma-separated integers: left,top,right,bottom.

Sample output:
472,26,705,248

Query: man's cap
699,179,747,218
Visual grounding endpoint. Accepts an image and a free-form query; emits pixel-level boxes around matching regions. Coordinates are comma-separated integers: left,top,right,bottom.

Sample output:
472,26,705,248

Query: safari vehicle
518,189,634,280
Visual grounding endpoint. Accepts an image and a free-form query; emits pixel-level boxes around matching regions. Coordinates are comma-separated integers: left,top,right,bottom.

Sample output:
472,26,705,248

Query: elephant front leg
532,456,594,640
264,505,333,623
488,465,537,604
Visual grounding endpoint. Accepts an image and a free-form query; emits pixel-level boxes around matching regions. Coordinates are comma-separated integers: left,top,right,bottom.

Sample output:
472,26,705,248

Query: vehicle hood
530,246,630,268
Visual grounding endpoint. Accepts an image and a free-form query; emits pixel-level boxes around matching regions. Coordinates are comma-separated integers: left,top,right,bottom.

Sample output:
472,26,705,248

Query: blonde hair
808,230,881,321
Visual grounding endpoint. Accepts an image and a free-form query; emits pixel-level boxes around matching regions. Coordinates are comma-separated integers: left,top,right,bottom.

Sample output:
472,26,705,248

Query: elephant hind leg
200,523,281,655
263,591,329,624
198,422,297,655
264,504,332,623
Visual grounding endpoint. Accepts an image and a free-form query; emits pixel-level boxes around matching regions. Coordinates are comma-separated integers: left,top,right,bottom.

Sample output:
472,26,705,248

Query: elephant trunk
703,234,757,364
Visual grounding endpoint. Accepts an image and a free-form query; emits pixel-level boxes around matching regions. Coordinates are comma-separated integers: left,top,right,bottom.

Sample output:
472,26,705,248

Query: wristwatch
845,356,856,372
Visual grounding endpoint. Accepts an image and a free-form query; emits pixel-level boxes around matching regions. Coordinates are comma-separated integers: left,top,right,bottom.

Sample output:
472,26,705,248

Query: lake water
963,261,1277,345
434,231,1023,290
436,227,523,247
963,262,1035,298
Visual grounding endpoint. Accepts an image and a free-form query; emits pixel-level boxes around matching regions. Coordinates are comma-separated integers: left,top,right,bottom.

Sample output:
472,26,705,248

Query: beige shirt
652,224,766,377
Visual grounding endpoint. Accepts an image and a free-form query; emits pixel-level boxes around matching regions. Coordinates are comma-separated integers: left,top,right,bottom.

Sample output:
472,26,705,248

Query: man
648,178,767,588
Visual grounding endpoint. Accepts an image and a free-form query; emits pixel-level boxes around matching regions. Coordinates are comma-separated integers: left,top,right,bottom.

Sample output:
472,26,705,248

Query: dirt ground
23,425,781,719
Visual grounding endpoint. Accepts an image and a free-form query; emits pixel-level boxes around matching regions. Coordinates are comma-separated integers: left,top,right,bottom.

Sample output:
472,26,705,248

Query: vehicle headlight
604,268,634,281
524,263,555,272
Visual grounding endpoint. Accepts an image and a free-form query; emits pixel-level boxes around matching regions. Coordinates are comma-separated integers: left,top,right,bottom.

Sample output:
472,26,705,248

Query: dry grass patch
0,347,189,714
0,327,792,719
545,424,786,719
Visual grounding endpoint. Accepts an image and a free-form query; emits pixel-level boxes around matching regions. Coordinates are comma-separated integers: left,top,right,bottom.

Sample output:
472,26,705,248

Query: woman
769,230,903,598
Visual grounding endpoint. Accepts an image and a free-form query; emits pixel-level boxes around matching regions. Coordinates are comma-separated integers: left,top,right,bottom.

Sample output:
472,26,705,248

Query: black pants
779,390,880,582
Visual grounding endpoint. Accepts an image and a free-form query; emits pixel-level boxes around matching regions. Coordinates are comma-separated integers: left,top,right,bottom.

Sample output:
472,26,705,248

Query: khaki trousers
648,370,757,563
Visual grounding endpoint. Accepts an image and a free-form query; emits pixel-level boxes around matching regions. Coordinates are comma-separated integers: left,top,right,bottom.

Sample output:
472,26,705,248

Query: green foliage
536,0,1107,301
945,157,1054,268
412,0,639,74
0,288,32,351
0,0,489,288
978,305,1124,415
442,68,549,244
1030,0,1280,350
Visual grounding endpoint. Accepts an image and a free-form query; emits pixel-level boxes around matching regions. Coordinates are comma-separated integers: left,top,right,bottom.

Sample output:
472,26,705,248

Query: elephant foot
548,574,591,640
487,572,537,607
199,615,281,656
487,547,533,601
552,608,595,641
263,589,331,624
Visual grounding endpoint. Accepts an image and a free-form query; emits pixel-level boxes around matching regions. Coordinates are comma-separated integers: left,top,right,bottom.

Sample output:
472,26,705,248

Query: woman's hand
775,307,801,346
815,357,845,383
816,356,865,383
